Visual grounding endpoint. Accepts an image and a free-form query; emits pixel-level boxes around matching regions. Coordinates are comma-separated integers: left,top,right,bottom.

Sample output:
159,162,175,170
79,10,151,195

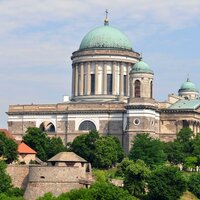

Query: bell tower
124,60,159,152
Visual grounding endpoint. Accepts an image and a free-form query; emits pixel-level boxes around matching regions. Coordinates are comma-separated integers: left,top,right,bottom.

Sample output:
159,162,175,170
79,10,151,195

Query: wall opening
135,80,141,97
79,120,96,131
40,121,55,133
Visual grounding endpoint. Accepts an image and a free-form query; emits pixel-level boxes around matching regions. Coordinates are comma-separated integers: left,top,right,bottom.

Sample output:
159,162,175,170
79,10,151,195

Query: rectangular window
124,75,127,96
107,74,113,95
91,74,95,95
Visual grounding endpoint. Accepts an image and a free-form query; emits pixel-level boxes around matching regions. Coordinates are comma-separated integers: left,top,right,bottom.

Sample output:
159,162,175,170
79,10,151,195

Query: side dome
79,25,133,51
179,78,199,92
130,60,153,74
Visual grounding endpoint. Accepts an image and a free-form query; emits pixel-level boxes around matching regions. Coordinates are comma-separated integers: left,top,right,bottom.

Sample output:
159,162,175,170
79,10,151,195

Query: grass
180,191,199,200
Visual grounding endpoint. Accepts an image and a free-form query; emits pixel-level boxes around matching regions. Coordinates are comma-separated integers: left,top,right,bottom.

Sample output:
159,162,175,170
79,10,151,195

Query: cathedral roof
130,60,153,74
179,78,199,93
168,99,200,110
79,23,132,51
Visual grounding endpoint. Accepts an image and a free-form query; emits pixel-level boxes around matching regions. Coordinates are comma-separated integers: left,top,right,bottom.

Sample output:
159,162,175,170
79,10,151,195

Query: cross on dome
104,9,109,26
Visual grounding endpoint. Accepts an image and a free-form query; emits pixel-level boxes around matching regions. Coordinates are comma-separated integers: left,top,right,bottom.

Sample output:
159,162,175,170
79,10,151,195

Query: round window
134,119,140,125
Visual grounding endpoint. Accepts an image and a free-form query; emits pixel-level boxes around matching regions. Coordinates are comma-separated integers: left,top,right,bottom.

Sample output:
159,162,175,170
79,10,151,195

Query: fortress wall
24,182,83,200
28,166,86,182
6,165,30,190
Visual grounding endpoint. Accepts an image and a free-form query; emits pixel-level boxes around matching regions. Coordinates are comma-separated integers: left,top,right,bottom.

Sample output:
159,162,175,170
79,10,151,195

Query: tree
0,132,18,163
71,130,99,164
188,173,200,198
116,157,135,177
124,159,150,198
147,166,187,200
184,156,197,170
0,161,12,193
176,127,194,155
46,137,66,159
192,133,200,165
71,131,125,169
89,182,137,200
129,133,166,168
38,182,137,200
23,127,66,161
163,141,184,164
93,136,119,168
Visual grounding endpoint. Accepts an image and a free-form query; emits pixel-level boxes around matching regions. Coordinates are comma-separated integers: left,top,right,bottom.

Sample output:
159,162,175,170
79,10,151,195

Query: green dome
179,78,199,92
130,61,153,74
79,25,132,51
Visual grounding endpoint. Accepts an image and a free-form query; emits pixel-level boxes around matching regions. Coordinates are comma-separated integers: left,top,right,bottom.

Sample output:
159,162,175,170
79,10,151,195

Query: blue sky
1,0,200,128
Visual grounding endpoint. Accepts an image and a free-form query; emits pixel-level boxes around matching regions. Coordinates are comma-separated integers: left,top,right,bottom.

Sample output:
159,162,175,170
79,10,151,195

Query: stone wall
24,182,83,200
6,165,29,190
23,165,90,200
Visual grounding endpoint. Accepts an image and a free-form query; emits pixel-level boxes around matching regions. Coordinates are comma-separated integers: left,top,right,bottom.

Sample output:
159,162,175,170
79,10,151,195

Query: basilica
7,16,200,152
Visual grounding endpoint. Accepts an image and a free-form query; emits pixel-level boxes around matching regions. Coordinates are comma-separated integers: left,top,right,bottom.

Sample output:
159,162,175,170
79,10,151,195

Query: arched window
150,81,153,98
40,121,55,133
135,80,141,97
79,120,96,131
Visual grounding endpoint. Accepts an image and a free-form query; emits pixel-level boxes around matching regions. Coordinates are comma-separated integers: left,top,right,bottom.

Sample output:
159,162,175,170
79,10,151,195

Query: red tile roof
0,129,36,154
18,142,36,154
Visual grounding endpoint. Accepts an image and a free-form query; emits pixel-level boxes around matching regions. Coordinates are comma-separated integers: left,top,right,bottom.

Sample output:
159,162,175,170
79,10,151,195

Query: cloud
0,0,200,127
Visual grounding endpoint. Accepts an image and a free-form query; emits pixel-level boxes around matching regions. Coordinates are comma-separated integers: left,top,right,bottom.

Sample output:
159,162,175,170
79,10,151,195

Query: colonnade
71,61,132,99
176,120,200,135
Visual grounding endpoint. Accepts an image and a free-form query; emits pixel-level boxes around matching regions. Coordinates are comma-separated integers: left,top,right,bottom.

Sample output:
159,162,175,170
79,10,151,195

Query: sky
1,0,200,128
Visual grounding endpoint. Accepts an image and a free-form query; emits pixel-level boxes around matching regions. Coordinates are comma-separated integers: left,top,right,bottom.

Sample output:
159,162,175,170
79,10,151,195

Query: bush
188,173,200,198
147,166,187,200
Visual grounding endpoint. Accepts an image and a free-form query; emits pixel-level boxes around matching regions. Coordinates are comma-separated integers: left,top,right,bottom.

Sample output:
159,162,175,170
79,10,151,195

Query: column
75,64,79,96
86,62,91,95
189,121,193,132
103,62,107,95
79,63,84,95
95,62,99,95
112,62,116,95
71,64,75,97
120,62,124,96
197,124,200,133
127,64,131,97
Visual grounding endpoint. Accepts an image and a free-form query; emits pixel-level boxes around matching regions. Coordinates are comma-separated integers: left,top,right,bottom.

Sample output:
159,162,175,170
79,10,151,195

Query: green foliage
164,128,200,166
176,127,193,144
92,169,109,183
71,130,99,164
192,133,200,165
71,131,125,169
163,141,184,164
0,161,12,193
176,128,194,157
188,173,200,198
37,192,58,200
89,182,137,200
129,133,166,168
23,127,66,161
93,136,119,168
116,157,134,177
0,193,23,200
38,182,137,200
124,159,150,198
0,161,23,199
184,156,197,169
6,187,24,197
147,166,187,200
0,132,18,163
58,188,92,200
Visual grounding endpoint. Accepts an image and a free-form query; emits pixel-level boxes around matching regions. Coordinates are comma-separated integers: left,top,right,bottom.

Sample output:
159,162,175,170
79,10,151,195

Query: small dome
79,24,132,51
179,78,199,92
130,60,153,74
